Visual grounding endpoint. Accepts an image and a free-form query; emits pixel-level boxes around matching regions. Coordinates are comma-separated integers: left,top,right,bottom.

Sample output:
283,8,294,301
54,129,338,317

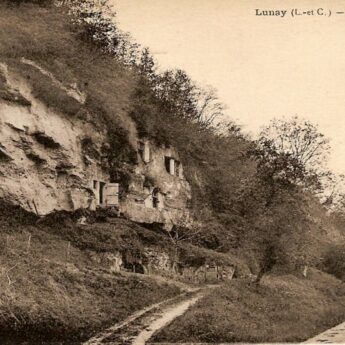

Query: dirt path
131,293,203,345
83,280,204,345
82,294,187,345
304,321,345,343
83,285,210,345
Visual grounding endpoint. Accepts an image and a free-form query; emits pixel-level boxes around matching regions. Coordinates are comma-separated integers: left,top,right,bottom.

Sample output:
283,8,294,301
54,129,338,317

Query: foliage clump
322,244,345,281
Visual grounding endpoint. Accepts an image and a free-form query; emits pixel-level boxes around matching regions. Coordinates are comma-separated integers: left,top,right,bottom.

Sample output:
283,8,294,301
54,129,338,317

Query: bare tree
167,220,203,274
195,86,225,129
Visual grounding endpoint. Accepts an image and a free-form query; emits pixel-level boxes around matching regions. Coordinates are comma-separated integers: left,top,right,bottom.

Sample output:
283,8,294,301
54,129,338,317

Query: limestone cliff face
0,60,191,228
122,140,191,229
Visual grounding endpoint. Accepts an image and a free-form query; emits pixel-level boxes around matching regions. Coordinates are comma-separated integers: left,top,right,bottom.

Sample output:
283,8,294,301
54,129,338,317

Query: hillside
1,1,345,343
0,202,182,343
0,200,250,343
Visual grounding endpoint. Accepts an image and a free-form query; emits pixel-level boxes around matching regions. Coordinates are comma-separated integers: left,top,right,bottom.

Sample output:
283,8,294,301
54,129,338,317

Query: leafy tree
317,172,345,212
251,117,331,205
217,119,245,139
153,70,225,130
154,69,198,119
248,188,311,284
138,47,156,85
67,0,139,63
258,116,330,184
246,116,331,283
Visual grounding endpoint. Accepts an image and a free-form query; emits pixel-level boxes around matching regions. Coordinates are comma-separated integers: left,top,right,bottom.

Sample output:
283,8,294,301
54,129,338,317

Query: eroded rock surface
0,61,191,228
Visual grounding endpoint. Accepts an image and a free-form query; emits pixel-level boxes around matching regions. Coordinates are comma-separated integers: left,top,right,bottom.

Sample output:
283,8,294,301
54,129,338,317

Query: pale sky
113,0,345,174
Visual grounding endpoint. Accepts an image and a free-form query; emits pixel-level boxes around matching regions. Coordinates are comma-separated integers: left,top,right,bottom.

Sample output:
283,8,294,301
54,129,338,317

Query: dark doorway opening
99,182,106,205
175,160,180,176
152,187,160,208
138,141,145,160
164,156,171,173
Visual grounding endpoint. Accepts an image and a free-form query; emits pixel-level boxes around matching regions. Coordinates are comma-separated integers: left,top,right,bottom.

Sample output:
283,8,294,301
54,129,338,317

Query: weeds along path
83,284,213,345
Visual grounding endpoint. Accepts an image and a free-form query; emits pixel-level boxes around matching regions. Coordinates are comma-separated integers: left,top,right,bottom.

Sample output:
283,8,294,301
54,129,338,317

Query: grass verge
152,269,345,343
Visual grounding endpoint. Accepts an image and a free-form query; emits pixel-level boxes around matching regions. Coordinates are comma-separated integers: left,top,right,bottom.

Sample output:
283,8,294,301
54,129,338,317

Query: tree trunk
254,268,265,285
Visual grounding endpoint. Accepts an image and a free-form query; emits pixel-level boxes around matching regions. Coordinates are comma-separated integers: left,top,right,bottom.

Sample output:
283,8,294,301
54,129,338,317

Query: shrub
322,244,345,280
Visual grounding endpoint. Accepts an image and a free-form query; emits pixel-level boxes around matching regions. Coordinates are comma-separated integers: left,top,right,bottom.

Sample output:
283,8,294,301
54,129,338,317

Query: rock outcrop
0,61,191,228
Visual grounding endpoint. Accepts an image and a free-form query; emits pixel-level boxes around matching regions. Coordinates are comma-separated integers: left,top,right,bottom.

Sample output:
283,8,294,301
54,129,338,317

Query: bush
322,244,345,280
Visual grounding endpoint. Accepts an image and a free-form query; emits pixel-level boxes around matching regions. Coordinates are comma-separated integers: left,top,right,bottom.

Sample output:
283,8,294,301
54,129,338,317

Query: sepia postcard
1,0,345,344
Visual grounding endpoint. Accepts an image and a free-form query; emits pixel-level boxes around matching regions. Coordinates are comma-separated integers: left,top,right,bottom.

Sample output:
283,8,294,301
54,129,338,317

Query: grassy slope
0,3,136,118
0,201,249,342
36,208,249,275
0,2,139,173
153,269,345,343
0,204,183,343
